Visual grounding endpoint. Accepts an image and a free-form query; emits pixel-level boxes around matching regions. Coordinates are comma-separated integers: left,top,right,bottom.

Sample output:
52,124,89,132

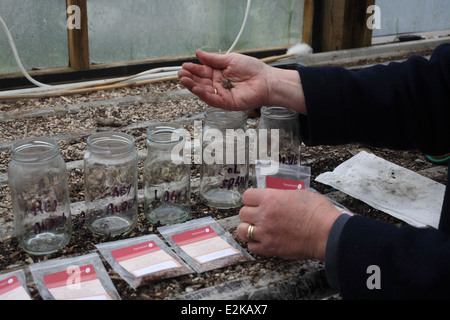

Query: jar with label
9,138,72,255
84,132,138,236
257,106,301,166
144,122,190,225
200,108,249,208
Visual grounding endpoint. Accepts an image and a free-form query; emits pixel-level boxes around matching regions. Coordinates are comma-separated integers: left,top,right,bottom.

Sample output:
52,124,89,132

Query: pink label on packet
111,241,161,262
265,176,305,190
0,276,21,296
44,264,98,289
171,226,218,247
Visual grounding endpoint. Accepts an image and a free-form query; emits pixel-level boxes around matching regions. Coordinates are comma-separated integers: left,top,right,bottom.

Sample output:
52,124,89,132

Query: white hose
0,15,50,88
0,0,252,98
226,0,252,54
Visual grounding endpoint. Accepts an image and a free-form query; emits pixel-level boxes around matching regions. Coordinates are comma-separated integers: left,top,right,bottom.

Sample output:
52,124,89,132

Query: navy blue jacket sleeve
297,43,450,299
297,43,450,155
337,214,450,299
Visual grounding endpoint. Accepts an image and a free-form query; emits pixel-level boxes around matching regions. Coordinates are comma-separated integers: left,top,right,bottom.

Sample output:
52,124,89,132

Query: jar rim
87,132,135,155
204,108,247,126
146,122,185,145
261,106,298,119
11,137,60,163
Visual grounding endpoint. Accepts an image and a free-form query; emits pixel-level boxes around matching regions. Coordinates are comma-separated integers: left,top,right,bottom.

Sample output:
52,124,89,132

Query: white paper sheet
315,151,446,228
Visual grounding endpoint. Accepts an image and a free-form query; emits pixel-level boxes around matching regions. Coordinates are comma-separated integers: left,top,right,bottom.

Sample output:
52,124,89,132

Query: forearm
267,67,307,114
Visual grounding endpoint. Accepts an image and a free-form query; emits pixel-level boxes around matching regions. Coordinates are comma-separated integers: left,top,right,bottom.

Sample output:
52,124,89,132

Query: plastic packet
96,234,194,289
255,161,311,190
158,216,254,273
307,187,353,214
29,252,121,300
0,269,32,300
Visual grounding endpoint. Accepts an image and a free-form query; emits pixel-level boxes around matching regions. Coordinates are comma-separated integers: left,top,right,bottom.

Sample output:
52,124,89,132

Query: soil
0,54,447,300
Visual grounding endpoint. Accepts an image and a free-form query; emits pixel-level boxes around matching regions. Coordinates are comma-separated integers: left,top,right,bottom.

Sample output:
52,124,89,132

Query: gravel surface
0,67,447,300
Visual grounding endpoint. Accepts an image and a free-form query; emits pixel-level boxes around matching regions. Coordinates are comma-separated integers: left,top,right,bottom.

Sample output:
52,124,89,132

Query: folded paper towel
315,151,445,228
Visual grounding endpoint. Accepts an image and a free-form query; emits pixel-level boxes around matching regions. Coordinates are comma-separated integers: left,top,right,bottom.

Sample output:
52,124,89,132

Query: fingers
236,222,260,243
242,188,268,207
196,49,233,70
180,61,214,80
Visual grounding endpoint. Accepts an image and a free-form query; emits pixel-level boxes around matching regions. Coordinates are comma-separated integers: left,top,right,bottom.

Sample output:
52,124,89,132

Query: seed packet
29,253,120,300
255,161,311,190
0,269,32,300
96,234,194,289
158,216,254,273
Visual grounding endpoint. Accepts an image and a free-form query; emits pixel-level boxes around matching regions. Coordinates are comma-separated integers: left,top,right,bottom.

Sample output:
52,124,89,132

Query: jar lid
146,122,185,145
261,106,298,119
11,137,60,163
87,132,135,155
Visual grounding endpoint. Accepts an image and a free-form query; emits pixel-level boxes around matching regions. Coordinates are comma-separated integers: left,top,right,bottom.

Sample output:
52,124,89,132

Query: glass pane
0,0,69,74
87,0,304,64
373,0,450,37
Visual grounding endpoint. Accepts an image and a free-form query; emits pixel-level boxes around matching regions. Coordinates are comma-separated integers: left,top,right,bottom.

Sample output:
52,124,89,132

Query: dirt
0,63,447,300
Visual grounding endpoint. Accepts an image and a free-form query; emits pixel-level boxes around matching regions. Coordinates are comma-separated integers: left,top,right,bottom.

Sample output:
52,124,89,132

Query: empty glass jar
144,122,190,225
200,108,249,208
257,106,301,166
9,137,72,255
84,132,138,236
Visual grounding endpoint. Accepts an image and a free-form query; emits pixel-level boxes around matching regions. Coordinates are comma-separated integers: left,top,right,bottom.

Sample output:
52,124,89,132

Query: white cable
0,15,50,87
0,0,252,97
226,0,252,54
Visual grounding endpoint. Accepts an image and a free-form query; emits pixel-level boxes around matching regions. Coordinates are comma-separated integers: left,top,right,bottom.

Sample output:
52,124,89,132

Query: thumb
196,49,232,70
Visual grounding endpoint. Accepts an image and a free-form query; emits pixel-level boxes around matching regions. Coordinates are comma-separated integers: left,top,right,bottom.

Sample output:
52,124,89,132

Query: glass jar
9,138,72,255
84,132,138,236
257,106,301,166
144,122,190,225
200,108,249,208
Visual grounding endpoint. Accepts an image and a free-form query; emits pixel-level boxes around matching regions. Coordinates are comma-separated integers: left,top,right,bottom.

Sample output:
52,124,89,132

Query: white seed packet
0,269,32,300
96,234,194,289
158,216,254,273
29,253,120,300
256,161,311,190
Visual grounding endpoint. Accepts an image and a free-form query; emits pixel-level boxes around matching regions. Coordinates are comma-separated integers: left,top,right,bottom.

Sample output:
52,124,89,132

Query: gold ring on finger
247,225,256,242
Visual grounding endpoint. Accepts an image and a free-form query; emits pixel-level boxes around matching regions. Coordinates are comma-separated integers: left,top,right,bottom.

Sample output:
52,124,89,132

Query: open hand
178,50,273,111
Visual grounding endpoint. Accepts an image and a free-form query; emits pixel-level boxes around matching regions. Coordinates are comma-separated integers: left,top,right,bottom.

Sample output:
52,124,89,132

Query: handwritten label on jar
218,165,248,190
24,198,68,235
171,226,240,264
279,153,299,165
154,188,189,203
101,183,135,216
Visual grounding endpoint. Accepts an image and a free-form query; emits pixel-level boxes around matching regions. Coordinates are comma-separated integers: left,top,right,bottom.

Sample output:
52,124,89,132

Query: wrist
267,68,306,114
314,207,341,261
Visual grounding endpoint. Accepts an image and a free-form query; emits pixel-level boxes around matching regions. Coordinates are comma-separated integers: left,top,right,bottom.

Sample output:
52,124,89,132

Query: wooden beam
66,0,90,70
302,0,314,46
342,0,375,49
313,0,375,52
